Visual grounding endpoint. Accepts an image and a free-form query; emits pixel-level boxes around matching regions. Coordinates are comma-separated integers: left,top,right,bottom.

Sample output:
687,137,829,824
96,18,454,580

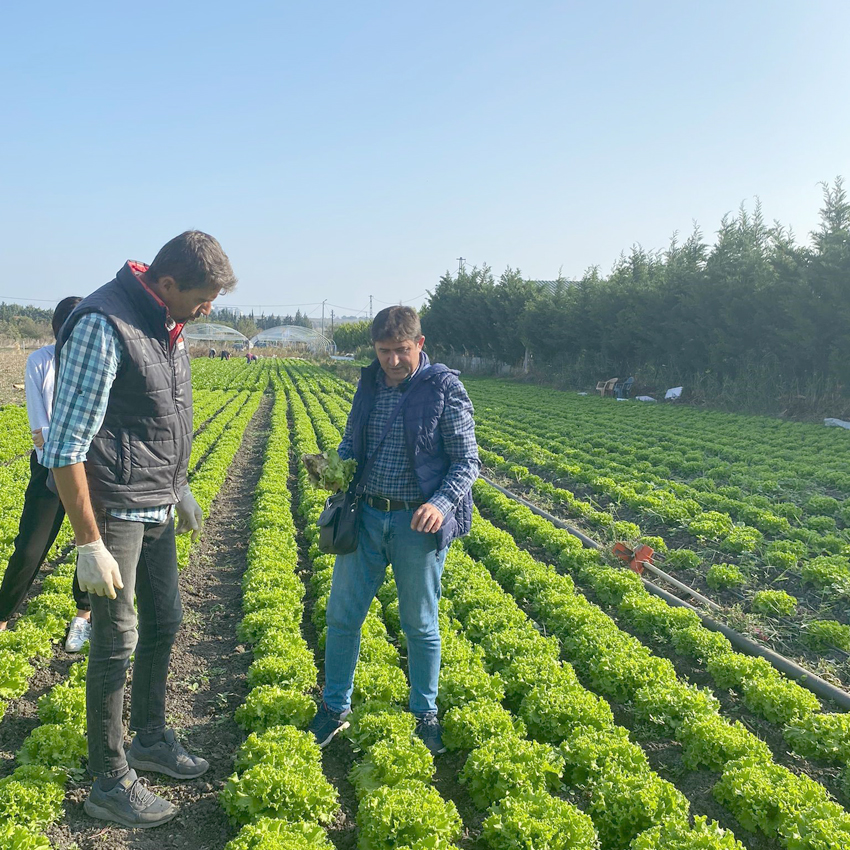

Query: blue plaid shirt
338,366,479,517
42,313,172,523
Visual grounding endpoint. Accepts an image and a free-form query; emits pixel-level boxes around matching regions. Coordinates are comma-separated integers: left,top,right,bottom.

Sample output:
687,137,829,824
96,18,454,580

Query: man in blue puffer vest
310,306,480,754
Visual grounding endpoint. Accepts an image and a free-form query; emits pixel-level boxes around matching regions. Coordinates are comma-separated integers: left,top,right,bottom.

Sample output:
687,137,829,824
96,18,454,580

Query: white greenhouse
250,325,335,353
182,323,249,345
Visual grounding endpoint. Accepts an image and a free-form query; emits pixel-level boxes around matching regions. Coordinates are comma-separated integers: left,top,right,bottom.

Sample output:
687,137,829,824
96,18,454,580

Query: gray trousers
86,513,182,778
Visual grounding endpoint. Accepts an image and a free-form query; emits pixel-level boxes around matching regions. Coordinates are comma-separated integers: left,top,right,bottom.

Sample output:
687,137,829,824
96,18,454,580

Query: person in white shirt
0,297,93,651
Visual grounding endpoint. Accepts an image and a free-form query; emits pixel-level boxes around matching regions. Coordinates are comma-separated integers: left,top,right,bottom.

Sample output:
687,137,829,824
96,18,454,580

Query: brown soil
45,394,270,850
0,349,28,407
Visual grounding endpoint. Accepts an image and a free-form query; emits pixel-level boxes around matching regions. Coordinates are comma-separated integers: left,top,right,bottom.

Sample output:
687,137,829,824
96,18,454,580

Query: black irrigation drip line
480,474,850,712
482,460,850,662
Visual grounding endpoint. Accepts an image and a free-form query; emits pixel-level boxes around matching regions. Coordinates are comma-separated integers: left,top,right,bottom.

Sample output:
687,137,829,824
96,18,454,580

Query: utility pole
457,257,466,275
369,295,373,321
321,299,326,337
330,310,334,337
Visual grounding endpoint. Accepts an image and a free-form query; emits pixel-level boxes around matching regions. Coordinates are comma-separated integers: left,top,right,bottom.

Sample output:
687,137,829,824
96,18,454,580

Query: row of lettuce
0,388,241,732
0,382,263,847
465,378,850,496
217,370,476,849
291,366,702,849
468,483,850,849
285,363,740,849
287,370,466,849
477,436,850,652
467,386,850,667
297,359,850,849
0,404,32,465
191,357,275,392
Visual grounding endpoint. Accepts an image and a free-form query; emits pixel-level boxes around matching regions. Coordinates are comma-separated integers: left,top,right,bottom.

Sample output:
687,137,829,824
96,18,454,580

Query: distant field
0,349,29,407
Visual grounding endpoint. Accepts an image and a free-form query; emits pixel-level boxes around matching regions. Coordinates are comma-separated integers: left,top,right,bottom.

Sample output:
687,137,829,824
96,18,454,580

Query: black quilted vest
55,263,192,509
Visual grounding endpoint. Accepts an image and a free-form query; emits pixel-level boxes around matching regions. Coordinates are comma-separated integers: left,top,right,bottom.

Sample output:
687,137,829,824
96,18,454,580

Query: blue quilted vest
348,353,474,550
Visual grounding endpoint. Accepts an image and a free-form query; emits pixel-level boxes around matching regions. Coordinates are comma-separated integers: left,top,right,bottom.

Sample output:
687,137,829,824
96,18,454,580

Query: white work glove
76,539,124,599
175,487,204,542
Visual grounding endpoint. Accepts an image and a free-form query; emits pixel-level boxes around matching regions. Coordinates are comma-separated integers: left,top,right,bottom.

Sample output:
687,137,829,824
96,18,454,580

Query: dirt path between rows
47,393,272,850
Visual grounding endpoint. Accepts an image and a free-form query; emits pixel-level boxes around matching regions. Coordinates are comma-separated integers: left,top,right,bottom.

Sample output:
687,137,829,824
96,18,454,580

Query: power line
216,301,323,309
326,302,370,315
0,296,62,304
371,292,429,306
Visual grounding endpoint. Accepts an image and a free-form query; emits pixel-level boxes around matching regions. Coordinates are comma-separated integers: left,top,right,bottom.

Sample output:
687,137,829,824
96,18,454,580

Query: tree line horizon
5,179,848,412
333,179,849,413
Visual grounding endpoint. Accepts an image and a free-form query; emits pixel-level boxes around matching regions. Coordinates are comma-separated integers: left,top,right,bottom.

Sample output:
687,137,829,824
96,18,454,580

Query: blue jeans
86,512,182,778
323,503,447,716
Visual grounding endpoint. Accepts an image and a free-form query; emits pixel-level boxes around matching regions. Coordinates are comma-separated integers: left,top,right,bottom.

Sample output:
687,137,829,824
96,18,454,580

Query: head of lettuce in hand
302,449,357,493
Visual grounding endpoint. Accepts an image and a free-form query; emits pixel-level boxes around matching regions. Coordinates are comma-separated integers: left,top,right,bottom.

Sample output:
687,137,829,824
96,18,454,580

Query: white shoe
65,616,92,652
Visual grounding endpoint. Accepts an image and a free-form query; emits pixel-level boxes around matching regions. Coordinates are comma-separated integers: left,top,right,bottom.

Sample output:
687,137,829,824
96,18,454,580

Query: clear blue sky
1,1,847,321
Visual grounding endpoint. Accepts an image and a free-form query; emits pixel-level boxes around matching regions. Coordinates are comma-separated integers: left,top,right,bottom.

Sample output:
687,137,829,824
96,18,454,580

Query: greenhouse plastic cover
182,323,248,342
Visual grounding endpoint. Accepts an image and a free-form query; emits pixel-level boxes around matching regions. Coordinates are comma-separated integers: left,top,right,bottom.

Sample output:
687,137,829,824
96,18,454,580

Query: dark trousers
0,451,89,622
86,512,182,778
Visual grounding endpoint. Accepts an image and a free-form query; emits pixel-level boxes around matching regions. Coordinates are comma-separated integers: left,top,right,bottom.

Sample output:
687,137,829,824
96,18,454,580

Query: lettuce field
1,357,850,850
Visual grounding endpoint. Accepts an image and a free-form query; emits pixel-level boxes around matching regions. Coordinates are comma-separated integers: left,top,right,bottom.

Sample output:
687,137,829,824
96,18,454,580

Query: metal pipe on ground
480,475,850,711
637,560,721,611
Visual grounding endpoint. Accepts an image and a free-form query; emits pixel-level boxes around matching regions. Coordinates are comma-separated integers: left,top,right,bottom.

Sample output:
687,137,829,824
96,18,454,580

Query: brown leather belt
364,494,423,512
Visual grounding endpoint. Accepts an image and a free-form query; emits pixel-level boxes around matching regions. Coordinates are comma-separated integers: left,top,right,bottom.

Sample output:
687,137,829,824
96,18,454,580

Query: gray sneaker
126,729,209,779
84,769,176,828
309,702,350,748
415,712,447,755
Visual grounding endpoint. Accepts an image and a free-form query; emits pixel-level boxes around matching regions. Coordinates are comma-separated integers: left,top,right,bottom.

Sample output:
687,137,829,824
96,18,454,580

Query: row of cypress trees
420,179,850,413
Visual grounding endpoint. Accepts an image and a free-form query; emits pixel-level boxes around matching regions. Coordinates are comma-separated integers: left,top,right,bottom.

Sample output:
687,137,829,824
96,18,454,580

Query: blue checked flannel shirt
338,367,479,517
42,313,173,523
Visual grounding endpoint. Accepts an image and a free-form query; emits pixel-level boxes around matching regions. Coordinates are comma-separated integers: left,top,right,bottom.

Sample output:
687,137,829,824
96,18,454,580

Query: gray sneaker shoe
126,729,209,779
84,769,176,828
309,702,350,748
415,712,447,755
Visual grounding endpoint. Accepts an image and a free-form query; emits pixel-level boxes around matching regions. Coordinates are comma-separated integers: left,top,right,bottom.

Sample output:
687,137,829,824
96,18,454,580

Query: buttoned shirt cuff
42,441,89,468
427,494,454,517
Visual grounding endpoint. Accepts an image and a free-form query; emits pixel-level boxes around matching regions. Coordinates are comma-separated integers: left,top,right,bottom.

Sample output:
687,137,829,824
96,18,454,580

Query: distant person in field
208,346,216,358
0,296,93,650
309,306,480,755
43,231,237,829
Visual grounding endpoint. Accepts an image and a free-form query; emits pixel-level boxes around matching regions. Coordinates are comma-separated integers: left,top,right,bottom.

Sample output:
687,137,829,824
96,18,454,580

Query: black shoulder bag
317,368,428,555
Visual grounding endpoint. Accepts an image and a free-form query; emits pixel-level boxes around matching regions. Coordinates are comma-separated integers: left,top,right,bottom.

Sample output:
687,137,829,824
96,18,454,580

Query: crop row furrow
469,482,850,847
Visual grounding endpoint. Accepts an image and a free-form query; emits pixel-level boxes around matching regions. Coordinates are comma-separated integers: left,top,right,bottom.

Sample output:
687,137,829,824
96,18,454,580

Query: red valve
612,542,655,575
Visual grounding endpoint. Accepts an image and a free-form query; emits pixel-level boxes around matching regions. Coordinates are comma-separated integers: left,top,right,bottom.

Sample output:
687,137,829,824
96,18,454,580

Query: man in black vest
43,231,237,828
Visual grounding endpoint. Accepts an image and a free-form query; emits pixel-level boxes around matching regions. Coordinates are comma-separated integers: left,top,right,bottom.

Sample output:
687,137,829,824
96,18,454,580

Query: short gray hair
146,230,237,294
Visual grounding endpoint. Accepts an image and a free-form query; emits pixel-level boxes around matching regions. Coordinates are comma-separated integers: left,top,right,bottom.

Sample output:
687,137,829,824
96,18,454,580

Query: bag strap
353,365,431,495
